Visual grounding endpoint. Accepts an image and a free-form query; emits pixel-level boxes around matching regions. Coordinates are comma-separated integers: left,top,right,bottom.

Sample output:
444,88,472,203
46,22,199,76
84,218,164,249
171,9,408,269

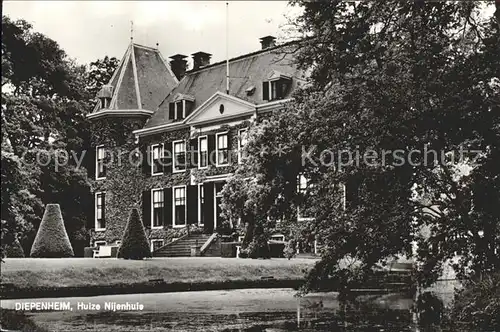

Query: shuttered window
198,136,208,168
173,140,186,172
96,146,106,179
152,189,164,228
216,132,229,166
173,186,186,227
95,192,106,230
151,144,163,175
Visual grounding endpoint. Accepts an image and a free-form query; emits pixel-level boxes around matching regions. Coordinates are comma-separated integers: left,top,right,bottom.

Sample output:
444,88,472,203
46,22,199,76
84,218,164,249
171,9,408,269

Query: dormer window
169,94,195,121
96,85,113,110
262,72,291,101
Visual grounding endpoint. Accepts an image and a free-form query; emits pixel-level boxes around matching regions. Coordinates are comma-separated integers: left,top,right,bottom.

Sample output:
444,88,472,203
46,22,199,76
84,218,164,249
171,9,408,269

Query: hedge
30,204,74,258
117,208,151,260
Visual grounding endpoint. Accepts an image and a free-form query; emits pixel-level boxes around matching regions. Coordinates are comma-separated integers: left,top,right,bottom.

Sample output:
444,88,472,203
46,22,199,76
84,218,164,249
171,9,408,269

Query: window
95,192,105,230
173,186,186,227
96,146,106,179
176,101,184,120
152,189,164,228
198,136,208,169
169,101,186,120
198,184,204,225
297,174,312,220
151,239,164,252
151,144,163,175
216,132,229,166
263,79,290,101
215,182,224,227
173,141,186,172
238,129,248,164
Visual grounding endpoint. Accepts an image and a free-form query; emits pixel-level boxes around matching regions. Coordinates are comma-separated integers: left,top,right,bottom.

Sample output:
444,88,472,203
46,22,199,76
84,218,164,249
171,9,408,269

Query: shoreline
1,278,304,300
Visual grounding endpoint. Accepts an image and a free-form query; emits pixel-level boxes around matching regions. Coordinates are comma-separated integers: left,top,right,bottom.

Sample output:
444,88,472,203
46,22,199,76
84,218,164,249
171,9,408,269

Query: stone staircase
153,233,212,257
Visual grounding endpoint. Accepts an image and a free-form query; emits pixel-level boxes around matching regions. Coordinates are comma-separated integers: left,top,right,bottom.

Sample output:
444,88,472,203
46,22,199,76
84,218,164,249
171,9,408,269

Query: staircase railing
200,233,218,255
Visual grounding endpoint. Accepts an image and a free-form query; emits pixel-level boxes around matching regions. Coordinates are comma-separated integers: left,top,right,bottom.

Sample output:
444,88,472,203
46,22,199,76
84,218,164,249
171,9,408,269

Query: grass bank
1,257,316,299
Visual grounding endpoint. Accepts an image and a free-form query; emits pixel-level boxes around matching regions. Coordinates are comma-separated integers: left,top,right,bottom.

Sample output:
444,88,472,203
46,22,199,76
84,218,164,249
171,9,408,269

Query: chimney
169,54,188,81
192,51,212,70
260,36,276,50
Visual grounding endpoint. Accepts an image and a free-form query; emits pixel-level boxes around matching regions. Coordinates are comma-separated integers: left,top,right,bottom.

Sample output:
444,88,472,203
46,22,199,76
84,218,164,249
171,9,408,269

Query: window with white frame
169,100,186,121
95,192,105,230
173,141,186,172
173,186,186,227
198,136,208,168
198,184,204,225
151,239,164,252
152,189,164,228
216,132,229,166
96,146,106,179
238,128,248,164
151,144,163,175
297,174,312,220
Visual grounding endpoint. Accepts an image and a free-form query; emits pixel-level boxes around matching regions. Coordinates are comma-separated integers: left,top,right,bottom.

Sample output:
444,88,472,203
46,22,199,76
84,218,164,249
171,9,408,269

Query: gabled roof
89,43,178,115
144,42,307,129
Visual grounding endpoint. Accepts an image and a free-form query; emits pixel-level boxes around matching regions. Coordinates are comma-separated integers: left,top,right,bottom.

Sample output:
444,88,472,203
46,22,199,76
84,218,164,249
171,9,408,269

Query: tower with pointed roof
86,42,178,245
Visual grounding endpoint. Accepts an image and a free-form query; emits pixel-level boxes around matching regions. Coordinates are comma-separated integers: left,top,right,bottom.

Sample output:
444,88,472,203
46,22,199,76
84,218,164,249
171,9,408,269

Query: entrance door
214,182,225,230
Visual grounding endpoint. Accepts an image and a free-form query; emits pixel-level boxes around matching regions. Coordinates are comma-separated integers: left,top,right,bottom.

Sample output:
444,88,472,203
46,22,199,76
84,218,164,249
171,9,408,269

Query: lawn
1,257,317,289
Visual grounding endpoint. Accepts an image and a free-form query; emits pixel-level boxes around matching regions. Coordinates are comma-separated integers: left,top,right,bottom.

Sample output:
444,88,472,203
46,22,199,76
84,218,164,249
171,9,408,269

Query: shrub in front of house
283,240,297,259
5,237,25,258
30,204,74,258
269,242,285,258
117,208,151,260
248,225,270,259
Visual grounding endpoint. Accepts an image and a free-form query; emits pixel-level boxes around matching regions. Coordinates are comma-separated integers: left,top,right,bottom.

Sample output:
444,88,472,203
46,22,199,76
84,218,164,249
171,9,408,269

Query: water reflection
219,293,434,332
1,289,454,331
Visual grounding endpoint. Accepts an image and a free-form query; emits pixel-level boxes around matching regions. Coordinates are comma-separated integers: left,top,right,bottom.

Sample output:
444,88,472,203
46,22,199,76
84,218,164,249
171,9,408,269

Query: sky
3,1,302,67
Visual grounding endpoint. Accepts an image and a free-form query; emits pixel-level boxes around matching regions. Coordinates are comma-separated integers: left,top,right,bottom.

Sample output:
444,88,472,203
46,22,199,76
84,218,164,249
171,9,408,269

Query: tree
222,1,499,291
117,208,152,260
30,204,74,258
86,56,119,97
1,15,118,256
0,128,41,259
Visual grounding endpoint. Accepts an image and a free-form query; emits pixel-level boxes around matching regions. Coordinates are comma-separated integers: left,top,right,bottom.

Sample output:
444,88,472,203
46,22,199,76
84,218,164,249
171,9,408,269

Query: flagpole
226,2,230,95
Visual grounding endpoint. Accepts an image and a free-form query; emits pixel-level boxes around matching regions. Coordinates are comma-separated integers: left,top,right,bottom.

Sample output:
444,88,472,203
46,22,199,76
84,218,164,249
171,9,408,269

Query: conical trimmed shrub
117,208,151,260
30,204,74,258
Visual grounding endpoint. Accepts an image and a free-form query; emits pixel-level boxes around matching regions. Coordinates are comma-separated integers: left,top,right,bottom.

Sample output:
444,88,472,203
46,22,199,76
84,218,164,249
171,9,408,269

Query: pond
1,288,443,331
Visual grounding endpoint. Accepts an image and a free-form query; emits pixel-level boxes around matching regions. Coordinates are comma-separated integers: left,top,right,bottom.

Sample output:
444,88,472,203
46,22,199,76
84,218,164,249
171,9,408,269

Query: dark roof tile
145,43,306,128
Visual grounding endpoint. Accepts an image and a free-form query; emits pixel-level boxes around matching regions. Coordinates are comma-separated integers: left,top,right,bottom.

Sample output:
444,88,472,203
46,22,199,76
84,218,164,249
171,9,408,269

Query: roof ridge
185,39,302,75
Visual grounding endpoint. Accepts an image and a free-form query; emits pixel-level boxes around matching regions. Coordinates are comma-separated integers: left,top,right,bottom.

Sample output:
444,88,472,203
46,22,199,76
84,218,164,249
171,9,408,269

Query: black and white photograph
1,1,499,331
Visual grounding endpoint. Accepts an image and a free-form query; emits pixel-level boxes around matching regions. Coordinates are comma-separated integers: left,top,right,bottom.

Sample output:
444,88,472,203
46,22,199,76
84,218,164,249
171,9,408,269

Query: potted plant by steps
117,208,152,260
